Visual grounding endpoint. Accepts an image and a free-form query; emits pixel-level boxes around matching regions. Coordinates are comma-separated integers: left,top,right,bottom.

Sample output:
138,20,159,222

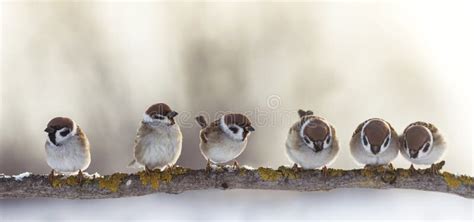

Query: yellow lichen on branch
137,166,189,190
98,173,127,192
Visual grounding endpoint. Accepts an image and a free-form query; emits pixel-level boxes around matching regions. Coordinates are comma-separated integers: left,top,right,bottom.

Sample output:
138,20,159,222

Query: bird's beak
409,150,418,158
167,111,178,119
370,145,380,155
246,126,255,132
44,127,55,134
313,141,323,153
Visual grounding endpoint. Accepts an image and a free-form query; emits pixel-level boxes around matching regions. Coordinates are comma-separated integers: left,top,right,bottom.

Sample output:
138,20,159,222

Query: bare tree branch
0,162,472,199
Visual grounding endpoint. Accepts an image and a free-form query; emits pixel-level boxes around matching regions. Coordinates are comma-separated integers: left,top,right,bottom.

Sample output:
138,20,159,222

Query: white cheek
143,114,154,123
143,113,172,126
380,138,390,152
323,140,332,149
417,147,430,158
305,140,314,149
323,129,333,149
159,118,172,125
55,129,71,144
230,125,244,141
361,134,371,152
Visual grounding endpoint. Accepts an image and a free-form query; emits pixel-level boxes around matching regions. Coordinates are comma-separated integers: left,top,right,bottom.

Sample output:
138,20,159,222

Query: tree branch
1,162,472,199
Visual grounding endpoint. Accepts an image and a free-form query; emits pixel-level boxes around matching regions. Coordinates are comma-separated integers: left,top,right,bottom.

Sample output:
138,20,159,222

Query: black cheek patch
423,143,430,152
383,138,390,147
229,126,239,134
304,137,311,144
48,133,56,145
363,136,368,146
60,129,70,137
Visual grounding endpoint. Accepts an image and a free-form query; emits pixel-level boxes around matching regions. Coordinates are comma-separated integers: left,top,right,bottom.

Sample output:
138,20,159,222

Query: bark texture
0,162,472,199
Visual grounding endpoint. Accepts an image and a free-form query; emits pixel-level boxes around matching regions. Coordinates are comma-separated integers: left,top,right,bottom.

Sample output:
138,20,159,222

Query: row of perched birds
43,103,446,181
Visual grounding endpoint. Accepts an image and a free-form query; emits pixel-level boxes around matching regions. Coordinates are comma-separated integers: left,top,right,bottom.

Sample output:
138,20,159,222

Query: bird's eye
229,126,239,134
154,115,164,120
422,143,430,152
60,129,70,137
326,136,331,144
363,136,368,146
303,136,311,144
383,137,390,147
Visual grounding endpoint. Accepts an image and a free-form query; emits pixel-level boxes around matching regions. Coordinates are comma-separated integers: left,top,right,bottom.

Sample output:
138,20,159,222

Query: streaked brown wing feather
352,120,369,138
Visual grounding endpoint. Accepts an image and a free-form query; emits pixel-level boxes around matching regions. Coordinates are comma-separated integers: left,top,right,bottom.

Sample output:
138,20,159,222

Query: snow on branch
0,161,472,199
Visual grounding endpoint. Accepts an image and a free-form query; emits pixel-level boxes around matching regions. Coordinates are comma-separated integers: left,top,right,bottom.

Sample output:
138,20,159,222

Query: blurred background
1,1,473,221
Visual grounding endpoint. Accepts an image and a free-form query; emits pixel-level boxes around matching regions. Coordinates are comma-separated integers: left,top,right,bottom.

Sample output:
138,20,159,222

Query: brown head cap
223,113,254,131
405,125,431,151
363,119,390,146
303,118,329,142
45,117,74,133
146,103,173,116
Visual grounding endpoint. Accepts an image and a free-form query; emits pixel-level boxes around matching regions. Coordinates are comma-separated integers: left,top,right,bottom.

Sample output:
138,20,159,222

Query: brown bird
196,113,255,168
350,118,399,166
285,109,339,173
129,103,181,172
399,121,446,172
44,117,90,182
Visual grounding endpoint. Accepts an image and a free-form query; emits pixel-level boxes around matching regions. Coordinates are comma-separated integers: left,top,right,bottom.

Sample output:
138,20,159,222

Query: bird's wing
352,120,369,138
404,121,438,135
297,109,314,118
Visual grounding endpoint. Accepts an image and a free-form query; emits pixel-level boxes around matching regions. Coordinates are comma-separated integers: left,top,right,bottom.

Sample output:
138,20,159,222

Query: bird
44,117,90,183
285,109,339,175
129,103,182,173
350,118,399,166
195,113,255,169
399,121,446,173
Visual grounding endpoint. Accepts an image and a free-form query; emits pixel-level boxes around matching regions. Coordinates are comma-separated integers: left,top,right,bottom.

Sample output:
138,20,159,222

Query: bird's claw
291,163,300,173
77,170,84,185
48,170,55,185
409,164,417,174
322,166,329,178
232,161,240,170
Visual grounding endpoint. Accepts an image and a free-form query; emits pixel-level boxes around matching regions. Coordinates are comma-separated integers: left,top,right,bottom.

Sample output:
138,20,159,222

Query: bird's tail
298,109,314,118
128,159,142,168
195,115,208,128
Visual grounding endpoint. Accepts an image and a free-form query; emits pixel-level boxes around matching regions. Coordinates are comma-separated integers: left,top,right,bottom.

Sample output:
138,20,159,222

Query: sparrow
44,117,90,183
195,113,255,169
399,121,446,173
350,118,399,166
129,103,182,172
285,109,339,175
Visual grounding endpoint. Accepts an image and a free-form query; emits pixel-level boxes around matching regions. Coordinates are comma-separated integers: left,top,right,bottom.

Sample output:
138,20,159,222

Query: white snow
83,172,101,179
241,165,255,170
125,179,132,186
0,173,12,179
13,172,31,181
0,189,472,220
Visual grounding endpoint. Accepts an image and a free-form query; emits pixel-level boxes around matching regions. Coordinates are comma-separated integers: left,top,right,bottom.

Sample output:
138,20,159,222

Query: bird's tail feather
128,159,142,168
298,109,314,118
195,116,208,128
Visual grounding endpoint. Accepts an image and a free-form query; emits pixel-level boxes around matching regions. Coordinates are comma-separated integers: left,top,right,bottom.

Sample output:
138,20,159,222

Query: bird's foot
430,164,439,175
166,164,176,172
145,166,154,175
381,164,397,184
430,161,445,175
205,160,212,174
232,161,240,170
48,170,55,185
322,166,329,178
291,163,300,173
76,170,84,185
387,163,395,171
409,164,417,174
